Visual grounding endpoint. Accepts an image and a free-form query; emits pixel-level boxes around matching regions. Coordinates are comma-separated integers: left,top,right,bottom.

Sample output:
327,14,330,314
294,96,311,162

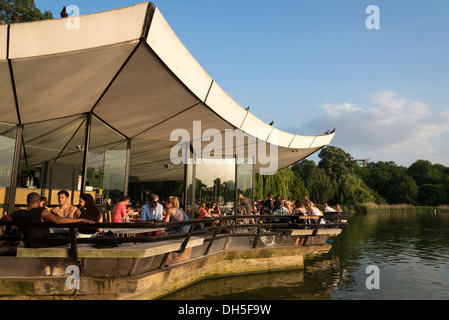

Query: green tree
336,173,376,205
0,0,53,23
318,146,357,181
387,174,418,204
408,160,439,185
291,159,316,182
306,166,337,204
255,167,309,201
417,184,448,206
362,161,418,204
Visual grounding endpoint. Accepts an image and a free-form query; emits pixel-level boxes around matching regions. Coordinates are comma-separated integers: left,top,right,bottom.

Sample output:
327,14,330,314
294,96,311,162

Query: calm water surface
162,211,449,300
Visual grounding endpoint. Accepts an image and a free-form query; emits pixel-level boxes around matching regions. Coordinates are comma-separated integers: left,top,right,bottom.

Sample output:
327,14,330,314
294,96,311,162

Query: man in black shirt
1,192,94,275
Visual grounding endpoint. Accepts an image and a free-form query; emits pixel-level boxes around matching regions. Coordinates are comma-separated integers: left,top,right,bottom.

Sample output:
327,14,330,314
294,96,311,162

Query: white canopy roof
0,2,334,181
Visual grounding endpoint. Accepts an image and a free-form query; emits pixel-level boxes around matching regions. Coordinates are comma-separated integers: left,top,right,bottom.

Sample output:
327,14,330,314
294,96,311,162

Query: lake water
162,210,449,300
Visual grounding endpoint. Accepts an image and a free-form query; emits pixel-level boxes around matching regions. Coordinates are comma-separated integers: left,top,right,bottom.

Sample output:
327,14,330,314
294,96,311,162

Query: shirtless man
51,190,81,218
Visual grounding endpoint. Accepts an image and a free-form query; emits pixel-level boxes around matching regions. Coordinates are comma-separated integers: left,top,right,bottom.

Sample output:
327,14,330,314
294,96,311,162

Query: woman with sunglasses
141,194,165,222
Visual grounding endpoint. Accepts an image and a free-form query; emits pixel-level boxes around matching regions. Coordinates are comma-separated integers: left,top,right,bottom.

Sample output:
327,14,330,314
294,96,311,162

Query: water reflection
161,211,449,300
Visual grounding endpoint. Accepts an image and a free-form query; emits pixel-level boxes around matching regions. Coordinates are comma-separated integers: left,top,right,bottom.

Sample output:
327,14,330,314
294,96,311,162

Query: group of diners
1,189,342,250
0,191,192,275
0,190,192,246
257,194,342,218
112,194,190,234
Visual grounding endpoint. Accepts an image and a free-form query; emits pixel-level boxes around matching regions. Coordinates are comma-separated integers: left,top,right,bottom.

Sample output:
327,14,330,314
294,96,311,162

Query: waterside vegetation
255,146,449,209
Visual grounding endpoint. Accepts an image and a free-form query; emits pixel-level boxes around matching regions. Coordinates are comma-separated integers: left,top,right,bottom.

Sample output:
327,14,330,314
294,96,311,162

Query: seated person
208,201,221,216
306,201,326,224
78,193,103,236
1,192,94,276
162,196,192,266
141,194,165,222
111,195,133,223
197,202,210,219
164,196,190,235
52,190,81,218
1,192,94,248
323,203,336,215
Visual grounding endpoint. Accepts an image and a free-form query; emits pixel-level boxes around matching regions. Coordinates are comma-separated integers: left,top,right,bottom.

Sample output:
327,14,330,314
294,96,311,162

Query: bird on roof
12,12,20,23
245,106,250,111
269,121,274,126
61,6,68,18
330,128,336,134
324,130,330,135
0,14,5,25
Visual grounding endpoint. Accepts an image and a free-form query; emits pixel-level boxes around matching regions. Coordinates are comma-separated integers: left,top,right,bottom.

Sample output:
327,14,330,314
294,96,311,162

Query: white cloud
319,102,363,118
300,91,449,166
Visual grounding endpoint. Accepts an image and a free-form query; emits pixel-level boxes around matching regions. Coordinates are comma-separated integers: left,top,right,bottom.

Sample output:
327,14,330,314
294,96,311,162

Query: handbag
94,230,119,248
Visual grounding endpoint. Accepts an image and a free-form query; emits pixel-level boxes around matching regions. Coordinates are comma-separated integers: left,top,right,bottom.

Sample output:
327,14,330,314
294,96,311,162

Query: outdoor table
103,227,165,235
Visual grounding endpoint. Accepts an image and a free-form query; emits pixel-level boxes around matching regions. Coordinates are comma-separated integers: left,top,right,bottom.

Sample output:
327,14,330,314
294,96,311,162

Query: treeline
254,146,449,207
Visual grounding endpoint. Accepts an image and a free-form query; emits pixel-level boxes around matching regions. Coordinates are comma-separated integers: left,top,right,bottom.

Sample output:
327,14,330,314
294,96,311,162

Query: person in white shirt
141,194,165,222
324,203,336,213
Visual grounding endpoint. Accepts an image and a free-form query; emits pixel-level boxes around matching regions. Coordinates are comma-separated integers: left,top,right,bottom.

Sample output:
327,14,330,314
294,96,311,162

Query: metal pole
252,160,255,206
124,138,131,196
182,160,188,212
191,156,196,218
234,158,238,215
7,124,22,215
80,113,92,194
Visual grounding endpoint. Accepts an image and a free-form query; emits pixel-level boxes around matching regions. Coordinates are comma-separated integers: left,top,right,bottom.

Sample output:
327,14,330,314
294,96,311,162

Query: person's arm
0,215,13,222
164,208,175,222
73,207,81,218
98,214,103,233
41,209,94,225
140,205,149,222
156,205,163,221
119,203,127,221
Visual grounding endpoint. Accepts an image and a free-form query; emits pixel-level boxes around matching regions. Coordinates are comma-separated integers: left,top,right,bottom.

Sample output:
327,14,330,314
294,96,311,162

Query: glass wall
237,158,254,200
194,159,236,217
0,123,17,215
184,161,193,216
16,115,86,207
127,139,185,210
87,116,128,205
2,117,256,218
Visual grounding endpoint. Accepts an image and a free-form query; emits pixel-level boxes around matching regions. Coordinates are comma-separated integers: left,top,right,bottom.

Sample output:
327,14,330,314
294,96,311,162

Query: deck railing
0,213,352,268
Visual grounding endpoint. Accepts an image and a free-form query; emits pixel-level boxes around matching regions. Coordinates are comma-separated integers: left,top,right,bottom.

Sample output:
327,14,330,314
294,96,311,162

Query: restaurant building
0,2,335,217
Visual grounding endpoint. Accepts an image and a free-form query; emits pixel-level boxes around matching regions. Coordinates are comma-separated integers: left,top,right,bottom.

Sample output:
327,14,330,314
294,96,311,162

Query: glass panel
237,158,254,200
0,123,17,215
87,116,127,205
17,115,86,207
195,159,235,216
128,139,185,216
185,161,193,216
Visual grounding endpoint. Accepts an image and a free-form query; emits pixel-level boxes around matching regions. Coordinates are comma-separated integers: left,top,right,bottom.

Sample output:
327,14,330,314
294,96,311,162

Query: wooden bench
16,236,205,259
285,228,342,237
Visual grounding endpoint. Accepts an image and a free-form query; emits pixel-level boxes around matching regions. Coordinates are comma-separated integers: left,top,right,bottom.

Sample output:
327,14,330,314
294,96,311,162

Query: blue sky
35,0,449,167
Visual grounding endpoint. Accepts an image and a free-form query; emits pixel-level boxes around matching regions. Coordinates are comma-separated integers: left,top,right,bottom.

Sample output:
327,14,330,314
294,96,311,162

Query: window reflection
87,116,127,205
195,159,236,216
0,123,17,215
128,139,185,210
16,115,86,207
237,158,254,200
